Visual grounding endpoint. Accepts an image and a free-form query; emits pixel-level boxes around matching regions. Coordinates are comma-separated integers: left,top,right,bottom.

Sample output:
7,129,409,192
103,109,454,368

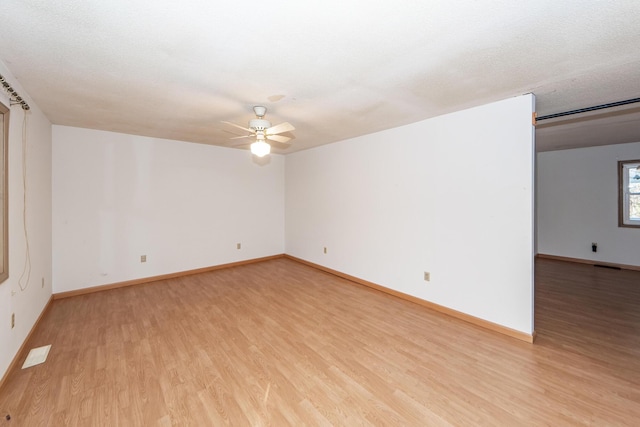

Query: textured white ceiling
1,0,639,153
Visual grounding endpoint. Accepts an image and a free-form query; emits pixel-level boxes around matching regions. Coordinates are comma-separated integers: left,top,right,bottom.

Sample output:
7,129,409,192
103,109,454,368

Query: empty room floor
0,257,639,426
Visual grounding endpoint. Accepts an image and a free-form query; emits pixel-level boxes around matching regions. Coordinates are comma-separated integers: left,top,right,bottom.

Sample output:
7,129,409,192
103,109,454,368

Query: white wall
52,127,284,293
537,141,640,266
286,95,535,334
0,62,53,380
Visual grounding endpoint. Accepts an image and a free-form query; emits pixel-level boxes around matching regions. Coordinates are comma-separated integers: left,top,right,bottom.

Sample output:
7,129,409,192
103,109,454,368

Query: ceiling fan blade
222,129,247,138
222,121,253,133
230,135,251,140
266,134,291,143
266,122,295,135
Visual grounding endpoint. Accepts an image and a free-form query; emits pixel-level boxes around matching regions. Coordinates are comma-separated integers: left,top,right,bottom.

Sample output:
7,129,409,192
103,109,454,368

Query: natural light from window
619,160,640,228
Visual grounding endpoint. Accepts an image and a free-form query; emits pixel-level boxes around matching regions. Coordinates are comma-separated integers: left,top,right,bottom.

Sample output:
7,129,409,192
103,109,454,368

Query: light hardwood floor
1,258,639,426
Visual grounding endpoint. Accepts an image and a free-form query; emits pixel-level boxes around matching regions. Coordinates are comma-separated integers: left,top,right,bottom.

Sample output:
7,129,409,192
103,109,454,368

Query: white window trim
619,160,640,228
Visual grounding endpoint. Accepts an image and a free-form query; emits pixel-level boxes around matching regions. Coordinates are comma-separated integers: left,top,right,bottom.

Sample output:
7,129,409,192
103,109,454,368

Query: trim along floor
0,257,639,425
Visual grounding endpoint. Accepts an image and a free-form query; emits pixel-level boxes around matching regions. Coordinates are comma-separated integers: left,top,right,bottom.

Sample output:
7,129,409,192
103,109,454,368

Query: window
619,160,640,228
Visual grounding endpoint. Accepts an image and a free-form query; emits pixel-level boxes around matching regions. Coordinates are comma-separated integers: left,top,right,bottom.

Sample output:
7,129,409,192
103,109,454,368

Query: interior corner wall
52,126,285,294
0,62,53,380
285,95,535,334
537,141,640,267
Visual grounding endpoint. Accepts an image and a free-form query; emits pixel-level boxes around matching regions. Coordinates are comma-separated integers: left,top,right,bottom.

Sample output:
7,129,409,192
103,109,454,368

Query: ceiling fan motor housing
249,118,271,131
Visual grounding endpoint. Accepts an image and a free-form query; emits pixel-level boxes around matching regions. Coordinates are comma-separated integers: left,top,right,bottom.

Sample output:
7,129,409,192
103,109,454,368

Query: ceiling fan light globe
251,141,271,157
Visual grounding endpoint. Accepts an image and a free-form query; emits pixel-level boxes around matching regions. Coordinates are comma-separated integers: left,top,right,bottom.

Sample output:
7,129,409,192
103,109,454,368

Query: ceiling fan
222,106,295,157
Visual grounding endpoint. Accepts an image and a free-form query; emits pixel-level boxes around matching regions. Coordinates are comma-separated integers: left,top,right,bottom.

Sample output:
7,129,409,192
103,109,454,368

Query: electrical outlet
323,247,327,254
42,277,44,288
424,272,430,281
11,313,15,329
237,243,241,250
141,255,147,263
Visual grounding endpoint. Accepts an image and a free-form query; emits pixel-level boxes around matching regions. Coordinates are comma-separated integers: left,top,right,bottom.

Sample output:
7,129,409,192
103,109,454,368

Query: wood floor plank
1,257,640,425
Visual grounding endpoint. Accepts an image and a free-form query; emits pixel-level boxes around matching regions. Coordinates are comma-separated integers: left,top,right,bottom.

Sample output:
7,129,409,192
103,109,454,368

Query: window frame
618,159,640,228
0,100,8,284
